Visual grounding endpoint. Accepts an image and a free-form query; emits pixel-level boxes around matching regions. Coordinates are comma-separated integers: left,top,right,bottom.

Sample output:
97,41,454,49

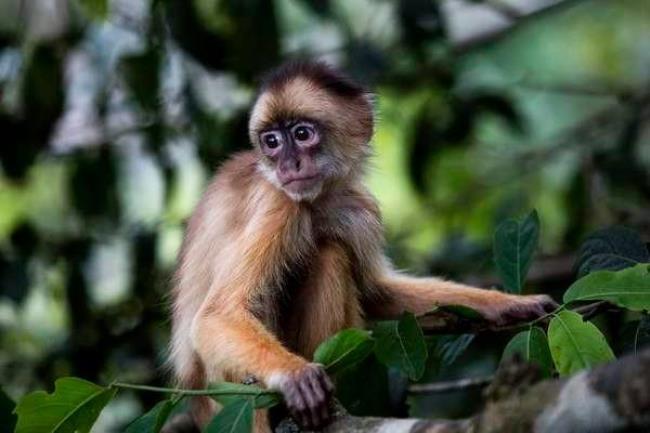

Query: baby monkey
169,61,556,432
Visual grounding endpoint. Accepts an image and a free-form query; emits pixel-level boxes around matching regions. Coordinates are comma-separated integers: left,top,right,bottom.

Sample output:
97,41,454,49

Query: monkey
168,61,557,432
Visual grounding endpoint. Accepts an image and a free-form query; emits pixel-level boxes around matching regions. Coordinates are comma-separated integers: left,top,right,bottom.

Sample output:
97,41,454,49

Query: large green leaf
564,264,650,311
14,377,117,433
205,399,254,433
373,313,428,381
208,383,280,409
576,226,649,277
0,388,16,433
548,311,615,376
313,328,374,375
125,399,175,433
493,210,540,293
502,327,554,377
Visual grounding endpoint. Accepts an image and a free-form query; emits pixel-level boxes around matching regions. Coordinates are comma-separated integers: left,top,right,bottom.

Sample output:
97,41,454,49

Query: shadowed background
0,0,648,431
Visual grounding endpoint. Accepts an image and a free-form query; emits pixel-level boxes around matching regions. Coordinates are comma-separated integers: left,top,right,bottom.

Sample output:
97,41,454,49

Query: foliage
373,313,428,381
501,327,553,378
124,399,176,433
313,328,374,375
14,378,116,433
205,399,254,433
493,210,540,294
575,226,650,277
547,311,615,376
564,264,650,310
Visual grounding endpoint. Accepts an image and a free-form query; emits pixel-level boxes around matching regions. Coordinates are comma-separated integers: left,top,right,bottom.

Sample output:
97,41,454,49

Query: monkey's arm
190,210,333,429
193,298,333,429
366,270,557,324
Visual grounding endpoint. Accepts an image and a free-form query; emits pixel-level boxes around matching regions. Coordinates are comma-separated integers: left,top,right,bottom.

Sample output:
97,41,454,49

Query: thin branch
409,375,493,395
417,301,613,335
110,382,277,398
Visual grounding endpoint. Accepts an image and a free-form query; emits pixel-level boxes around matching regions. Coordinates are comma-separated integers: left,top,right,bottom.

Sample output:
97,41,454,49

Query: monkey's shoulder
210,151,259,189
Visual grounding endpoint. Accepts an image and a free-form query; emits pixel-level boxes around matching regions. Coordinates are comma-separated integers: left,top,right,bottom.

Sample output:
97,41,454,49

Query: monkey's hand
268,363,334,430
481,294,558,327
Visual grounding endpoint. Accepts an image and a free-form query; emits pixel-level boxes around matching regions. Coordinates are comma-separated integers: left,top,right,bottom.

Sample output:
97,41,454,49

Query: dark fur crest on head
248,60,375,155
258,60,368,101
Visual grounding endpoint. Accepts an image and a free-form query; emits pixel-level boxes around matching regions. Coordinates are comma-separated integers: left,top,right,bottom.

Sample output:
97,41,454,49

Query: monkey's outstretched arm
366,270,557,325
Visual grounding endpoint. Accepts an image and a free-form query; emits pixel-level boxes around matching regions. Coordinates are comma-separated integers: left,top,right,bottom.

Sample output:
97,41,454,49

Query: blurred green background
0,0,648,430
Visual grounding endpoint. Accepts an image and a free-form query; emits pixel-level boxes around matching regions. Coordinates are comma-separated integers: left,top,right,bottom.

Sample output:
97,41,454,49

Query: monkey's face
249,63,375,202
258,119,326,201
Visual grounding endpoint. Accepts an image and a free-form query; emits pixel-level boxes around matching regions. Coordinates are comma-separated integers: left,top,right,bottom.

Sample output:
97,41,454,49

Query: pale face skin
258,119,326,201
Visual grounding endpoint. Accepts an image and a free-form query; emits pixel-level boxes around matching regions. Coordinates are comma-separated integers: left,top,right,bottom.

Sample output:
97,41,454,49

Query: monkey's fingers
298,378,321,428
306,368,332,423
308,368,334,426
292,366,332,429
283,380,310,428
496,295,559,325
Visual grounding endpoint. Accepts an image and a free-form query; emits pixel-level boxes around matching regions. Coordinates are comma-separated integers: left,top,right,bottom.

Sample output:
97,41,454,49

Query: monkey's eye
261,132,281,150
292,124,317,144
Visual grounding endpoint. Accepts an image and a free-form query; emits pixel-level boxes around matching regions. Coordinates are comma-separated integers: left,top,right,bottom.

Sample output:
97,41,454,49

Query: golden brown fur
169,62,556,432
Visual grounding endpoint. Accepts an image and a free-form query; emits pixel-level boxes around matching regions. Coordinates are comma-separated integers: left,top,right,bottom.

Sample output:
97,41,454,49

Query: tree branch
278,349,650,433
415,301,615,335
409,375,493,395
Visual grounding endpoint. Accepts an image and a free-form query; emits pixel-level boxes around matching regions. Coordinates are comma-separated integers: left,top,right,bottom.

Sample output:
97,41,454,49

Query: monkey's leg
367,273,557,324
286,242,364,359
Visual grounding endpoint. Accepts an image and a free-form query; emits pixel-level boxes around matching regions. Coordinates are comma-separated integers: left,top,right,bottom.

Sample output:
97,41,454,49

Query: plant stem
110,382,278,397
529,303,567,326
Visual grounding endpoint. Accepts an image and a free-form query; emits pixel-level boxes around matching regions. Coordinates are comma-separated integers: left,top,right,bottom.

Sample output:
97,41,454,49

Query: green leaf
0,388,16,433
208,383,280,409
334,354,391,416
78,0,108,20
564,264,650,311
548,311,615,376
502,327,554,377
576,226,649,277
373,313,428,381
313,328,374,375
14,377,117,433
205,399,254,433
125,399,175,433
493,210,540,293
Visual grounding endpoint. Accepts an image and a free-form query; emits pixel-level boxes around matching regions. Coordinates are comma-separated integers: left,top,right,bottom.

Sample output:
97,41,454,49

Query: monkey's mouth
282,175,321,191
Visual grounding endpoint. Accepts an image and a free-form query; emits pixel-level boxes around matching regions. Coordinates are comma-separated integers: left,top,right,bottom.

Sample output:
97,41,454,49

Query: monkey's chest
262,247,361,357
